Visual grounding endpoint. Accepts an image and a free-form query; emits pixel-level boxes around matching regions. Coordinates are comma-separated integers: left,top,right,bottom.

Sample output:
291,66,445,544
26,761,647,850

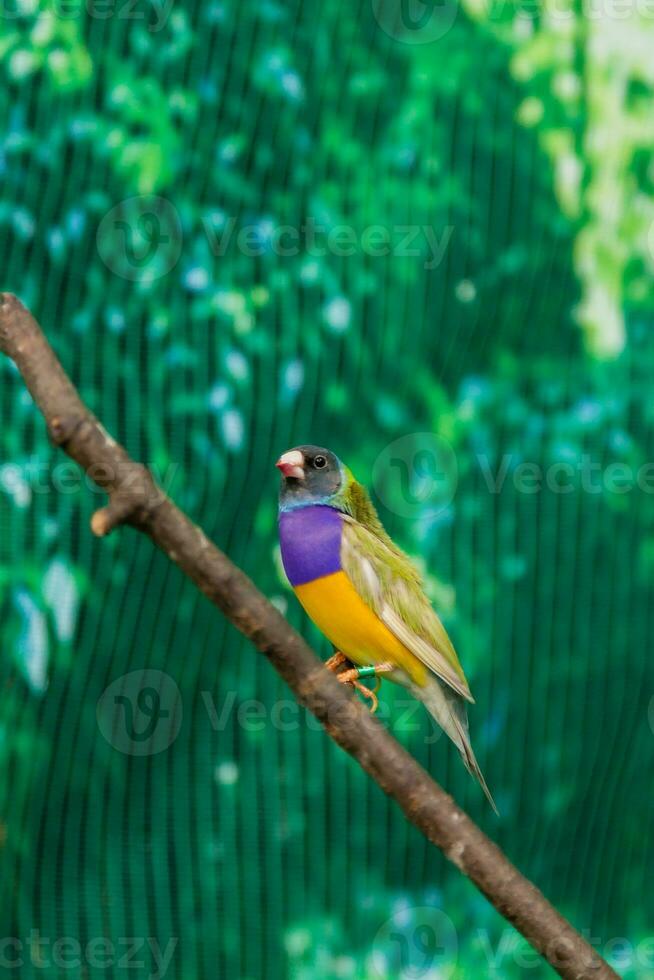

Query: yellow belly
295,570,427,685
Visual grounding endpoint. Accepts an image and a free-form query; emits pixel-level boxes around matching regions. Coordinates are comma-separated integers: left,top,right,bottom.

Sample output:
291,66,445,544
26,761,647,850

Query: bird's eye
314,455,327,469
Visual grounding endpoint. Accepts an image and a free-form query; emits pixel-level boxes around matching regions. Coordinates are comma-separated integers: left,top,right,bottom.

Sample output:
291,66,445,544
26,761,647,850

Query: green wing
340,515,474,703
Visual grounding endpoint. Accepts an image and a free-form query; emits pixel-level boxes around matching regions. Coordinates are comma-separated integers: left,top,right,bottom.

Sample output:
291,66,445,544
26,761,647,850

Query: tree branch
0,292,617,980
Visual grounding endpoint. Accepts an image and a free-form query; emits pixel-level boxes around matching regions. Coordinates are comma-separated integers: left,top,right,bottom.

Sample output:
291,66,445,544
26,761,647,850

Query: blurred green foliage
0,0,653,977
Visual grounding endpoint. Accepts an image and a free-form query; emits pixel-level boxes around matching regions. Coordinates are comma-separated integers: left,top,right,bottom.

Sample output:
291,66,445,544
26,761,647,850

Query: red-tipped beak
275,450,305,480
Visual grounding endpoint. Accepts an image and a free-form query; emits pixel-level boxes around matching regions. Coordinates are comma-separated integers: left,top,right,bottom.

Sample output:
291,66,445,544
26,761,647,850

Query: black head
276,445,344,510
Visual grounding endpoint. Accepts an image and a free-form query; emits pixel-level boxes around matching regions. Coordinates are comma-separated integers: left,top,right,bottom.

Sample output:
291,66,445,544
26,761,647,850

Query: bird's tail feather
403,673,498,815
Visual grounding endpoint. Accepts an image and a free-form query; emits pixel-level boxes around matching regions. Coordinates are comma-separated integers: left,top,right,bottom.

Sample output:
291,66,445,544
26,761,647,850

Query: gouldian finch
276,445,497,812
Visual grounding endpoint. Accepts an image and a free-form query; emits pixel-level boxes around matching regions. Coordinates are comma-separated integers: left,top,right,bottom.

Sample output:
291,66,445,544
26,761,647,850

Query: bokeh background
0,0,653,976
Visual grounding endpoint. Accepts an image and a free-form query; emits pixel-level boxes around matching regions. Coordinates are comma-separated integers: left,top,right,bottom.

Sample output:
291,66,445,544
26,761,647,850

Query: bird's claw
325,651,348,672
334,667,380,712
326,654,394,714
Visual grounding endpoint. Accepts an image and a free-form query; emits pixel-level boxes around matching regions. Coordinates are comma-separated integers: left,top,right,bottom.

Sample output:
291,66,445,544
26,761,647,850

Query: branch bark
0,293,618,980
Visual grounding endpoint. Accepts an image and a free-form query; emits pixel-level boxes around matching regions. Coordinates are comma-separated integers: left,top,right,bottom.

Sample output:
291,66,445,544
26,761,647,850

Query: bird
276,444,497,812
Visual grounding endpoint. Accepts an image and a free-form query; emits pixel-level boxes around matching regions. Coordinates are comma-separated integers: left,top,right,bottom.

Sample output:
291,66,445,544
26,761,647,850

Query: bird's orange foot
325,651,348,672
335,662,394,714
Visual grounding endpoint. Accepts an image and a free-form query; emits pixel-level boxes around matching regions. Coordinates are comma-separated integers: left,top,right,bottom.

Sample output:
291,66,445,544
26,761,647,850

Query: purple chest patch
279,505,343,586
